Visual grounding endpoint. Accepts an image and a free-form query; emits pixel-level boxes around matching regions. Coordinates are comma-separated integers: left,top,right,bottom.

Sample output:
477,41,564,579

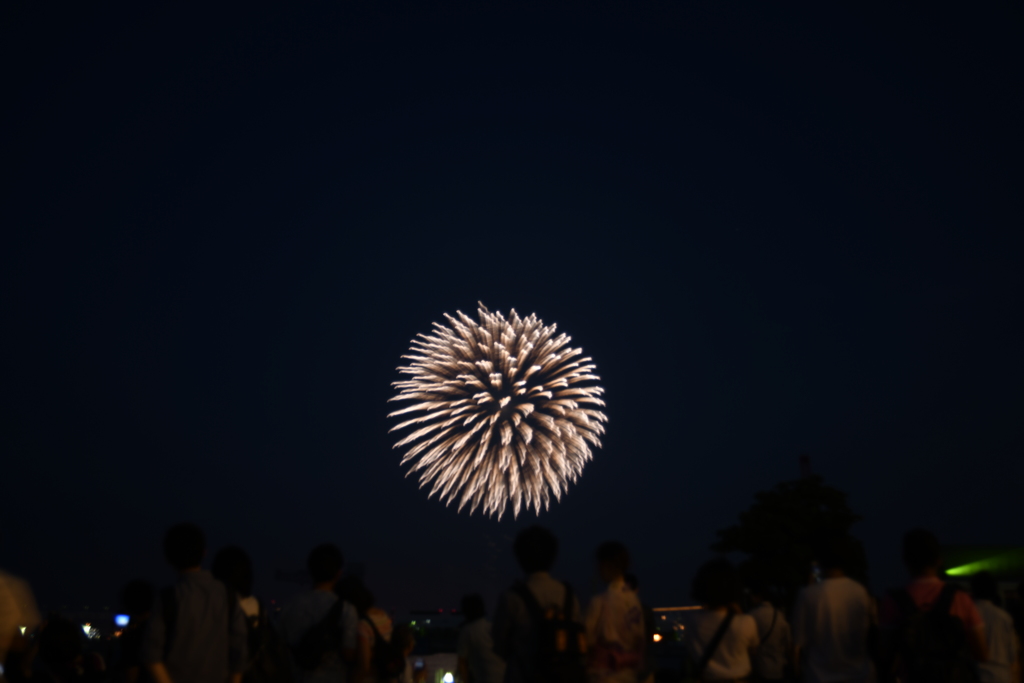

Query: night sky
3,4,1022,615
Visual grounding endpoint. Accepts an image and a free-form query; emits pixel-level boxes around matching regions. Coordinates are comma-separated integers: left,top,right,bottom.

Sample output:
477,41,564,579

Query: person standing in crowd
878,528,988,683
36,616,97,682
391,624,424,683
456,594,505,683
492,525,584,683
585,542,645,683
791,533,873,683
0,568,41,681
279,544,358,683
745,578,791,683
343,577,393,683
212,546,259,625
970,571,1018,683
141,523,248,683
116,579,155,683
682,559,759,681
623,575,655,683
213,545,292,683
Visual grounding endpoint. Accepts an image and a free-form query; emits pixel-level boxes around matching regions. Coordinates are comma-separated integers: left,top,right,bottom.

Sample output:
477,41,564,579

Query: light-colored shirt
278,589,359,683
747,602,791,681
681,609,759,681
584,577,645,683
492,571,583,683
792,576,873,683
975,599,1017,683
458,618,506,683
141,570,249,683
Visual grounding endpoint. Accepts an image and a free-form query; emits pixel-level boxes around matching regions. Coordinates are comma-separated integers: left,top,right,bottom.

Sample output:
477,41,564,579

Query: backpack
292,597,344,671
362,616,407,680
513,580,587,683
890,583,979,683
243,602,294,683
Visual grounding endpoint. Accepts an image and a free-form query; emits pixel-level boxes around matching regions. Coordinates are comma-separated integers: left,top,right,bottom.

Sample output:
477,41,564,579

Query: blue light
115,614,130,627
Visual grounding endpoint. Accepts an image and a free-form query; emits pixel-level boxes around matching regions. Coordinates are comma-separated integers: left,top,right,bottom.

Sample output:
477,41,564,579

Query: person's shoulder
993,603,1016,626
468,618,491,636
746,602,769,616
286,588,327,611
500,582,529,605
841,576,868,589
288,588,316,604
842,577,871,599
823,576,868,601
734,612,757,628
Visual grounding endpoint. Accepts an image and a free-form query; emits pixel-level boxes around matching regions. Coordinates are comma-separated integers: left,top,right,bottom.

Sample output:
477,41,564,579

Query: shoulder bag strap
761,606,778,644
695,611,734,679
363,614,385,642
513,581,546,623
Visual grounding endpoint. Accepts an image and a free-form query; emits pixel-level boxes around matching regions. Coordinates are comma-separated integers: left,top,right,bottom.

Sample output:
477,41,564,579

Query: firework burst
389,303,608,519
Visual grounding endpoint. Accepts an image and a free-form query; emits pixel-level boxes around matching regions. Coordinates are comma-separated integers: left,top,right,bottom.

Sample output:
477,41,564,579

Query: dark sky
3,3,1022,615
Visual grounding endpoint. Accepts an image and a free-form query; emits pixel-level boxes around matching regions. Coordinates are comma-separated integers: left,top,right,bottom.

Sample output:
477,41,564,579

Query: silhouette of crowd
2,524,1021,683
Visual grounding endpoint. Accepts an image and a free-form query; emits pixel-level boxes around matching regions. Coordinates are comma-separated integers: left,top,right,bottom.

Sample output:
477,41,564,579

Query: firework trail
389,303,608,519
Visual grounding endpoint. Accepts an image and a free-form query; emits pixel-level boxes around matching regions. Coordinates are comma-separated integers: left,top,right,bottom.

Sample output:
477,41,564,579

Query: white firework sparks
389,303,608,519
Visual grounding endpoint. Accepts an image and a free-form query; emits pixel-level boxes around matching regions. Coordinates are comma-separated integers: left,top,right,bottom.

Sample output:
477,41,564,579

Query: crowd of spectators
2,525,1021,683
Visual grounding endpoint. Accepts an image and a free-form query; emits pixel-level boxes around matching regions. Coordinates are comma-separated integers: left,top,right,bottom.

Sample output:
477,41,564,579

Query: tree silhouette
712,475,867,608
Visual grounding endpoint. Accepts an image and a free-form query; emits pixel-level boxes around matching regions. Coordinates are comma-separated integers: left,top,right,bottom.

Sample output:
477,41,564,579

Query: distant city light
19,627,26,635
652,633,663,642
81,623,91,636
443,674,454,683
115,615,130,627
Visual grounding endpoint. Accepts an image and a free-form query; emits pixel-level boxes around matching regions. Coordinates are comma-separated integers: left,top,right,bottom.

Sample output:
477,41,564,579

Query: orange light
652,633,663,642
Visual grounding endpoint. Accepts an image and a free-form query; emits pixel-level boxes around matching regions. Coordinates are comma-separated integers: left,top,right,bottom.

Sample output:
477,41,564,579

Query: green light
946,561,988,576
946,550,1024,577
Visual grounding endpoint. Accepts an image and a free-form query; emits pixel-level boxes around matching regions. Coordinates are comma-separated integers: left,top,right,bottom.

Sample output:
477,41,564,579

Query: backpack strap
363,614,384,644
513,581,546,623
761,606,779,645
696,610,734,678
160,586,178,661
